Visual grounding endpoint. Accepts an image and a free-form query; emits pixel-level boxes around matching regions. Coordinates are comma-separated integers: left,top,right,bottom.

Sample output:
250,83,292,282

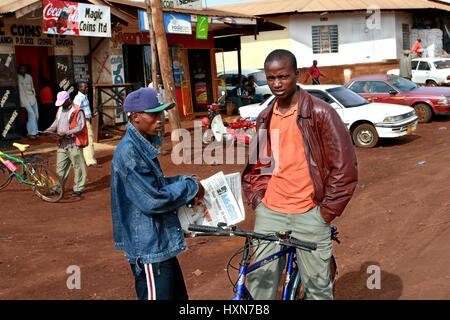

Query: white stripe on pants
144,263,157,300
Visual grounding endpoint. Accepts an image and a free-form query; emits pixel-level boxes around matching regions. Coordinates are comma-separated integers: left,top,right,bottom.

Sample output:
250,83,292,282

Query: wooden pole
145,1,158,90
146,0,165,152
150,0,182,146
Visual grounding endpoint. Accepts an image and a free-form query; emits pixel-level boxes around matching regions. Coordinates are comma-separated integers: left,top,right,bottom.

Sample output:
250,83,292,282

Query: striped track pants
130,257,188,300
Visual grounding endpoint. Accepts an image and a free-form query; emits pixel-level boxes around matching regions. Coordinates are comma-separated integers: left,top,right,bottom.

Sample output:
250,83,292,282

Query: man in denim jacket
111,87,204,300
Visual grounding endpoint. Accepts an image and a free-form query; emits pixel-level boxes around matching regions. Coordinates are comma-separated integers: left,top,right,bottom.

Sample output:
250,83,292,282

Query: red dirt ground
1,113,449,300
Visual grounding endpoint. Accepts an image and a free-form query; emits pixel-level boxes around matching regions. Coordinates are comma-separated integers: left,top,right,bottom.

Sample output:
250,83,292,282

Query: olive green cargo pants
247,203,333,300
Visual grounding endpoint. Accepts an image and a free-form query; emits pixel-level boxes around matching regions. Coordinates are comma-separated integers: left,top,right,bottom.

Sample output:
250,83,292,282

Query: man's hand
58,132,66,138
196,182,205,200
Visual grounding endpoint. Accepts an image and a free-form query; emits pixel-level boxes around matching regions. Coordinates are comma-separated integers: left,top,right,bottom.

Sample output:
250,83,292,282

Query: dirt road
1,113,449,300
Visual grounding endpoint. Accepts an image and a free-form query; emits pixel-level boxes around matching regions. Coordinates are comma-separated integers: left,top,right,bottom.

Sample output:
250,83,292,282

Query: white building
213,0,450,71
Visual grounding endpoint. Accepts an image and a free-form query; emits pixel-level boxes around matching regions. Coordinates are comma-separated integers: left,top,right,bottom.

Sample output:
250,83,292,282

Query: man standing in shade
73,81,99,167
17,64,39,140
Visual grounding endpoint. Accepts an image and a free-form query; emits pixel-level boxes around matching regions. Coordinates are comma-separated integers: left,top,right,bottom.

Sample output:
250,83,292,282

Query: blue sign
138,10,149,31
163,13,192,35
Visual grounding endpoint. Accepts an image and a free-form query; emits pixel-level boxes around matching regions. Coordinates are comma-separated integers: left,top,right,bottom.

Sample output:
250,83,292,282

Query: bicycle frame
231,237,298,300
0,150,40,186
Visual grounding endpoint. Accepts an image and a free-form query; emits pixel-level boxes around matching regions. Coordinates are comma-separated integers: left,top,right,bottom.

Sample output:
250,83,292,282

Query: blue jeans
24,102,39,136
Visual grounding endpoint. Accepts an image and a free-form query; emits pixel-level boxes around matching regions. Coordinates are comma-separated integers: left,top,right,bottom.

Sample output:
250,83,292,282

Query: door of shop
15,46,54,132
123,44,147,90
187,49,213,112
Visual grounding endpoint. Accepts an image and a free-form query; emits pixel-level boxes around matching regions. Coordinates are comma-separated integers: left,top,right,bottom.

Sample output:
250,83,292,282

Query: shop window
402,24,410,50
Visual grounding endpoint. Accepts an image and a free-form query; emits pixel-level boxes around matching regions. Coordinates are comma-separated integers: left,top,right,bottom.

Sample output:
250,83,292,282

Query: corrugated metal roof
0,0,40,15
213,0,450,16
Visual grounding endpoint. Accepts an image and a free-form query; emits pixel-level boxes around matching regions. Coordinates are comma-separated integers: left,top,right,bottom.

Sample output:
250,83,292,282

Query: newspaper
177,171,245,236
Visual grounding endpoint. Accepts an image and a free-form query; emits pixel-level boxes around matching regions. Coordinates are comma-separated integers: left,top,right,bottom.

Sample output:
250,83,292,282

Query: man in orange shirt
243,49,358,300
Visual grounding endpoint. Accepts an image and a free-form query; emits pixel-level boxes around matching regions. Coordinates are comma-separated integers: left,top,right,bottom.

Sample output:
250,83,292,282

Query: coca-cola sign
43,0,110,38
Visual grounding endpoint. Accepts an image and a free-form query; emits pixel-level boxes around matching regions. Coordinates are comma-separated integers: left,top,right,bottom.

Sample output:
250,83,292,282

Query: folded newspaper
177,171,245,236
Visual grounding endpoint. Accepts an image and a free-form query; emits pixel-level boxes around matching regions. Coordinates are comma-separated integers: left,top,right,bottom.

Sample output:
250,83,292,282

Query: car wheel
413,103,433,123
425,80,438,87
352,123,379,148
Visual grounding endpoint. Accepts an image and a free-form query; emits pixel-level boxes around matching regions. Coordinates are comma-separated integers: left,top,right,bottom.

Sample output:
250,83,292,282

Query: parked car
218,69,272,98
345,74,450,123
239,85,418,148
387,57,450,86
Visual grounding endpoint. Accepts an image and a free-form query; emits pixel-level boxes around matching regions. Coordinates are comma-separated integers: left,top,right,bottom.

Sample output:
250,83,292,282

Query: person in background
411,39,425,57
399,50,412,80
246,75,265,103
305,60,325,85
39,78,55,130
73,81,99,167
236,82,256,106
44,91,88,197
17,64,39,140
110,87,205,300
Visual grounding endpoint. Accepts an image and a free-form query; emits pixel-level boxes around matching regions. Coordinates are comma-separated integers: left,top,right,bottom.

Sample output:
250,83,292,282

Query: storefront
107,24,220,117
0,0,115,144
0,15,89,142
91,3,284,123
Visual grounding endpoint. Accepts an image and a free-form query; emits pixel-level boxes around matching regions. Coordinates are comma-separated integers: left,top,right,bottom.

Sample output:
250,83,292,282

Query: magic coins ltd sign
43,0,111,37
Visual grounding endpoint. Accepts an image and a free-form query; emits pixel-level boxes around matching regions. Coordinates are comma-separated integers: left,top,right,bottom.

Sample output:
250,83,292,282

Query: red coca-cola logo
43,0,78,23
43,0,79,34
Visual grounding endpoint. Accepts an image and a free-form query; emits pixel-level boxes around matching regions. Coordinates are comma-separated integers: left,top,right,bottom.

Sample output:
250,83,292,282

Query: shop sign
196,15,208,40
163,13,192,35
163,0,202,10
0,20,74,46
43,0,111,37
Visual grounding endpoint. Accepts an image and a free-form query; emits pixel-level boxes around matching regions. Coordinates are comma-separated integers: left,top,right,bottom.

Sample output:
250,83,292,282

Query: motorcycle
201,102,256,145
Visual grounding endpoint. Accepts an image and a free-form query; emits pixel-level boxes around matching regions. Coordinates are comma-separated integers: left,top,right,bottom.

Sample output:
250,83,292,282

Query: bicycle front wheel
31,165,64,202
0,162,13,190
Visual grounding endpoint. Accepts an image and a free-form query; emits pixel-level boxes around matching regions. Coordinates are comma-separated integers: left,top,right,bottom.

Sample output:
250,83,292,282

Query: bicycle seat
12,143,30,152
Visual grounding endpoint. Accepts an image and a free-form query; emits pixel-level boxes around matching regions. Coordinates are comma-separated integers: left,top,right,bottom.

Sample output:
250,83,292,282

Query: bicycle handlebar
188,224,317,251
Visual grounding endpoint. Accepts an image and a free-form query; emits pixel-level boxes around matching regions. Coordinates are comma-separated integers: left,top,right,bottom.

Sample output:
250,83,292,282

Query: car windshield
434,60,450,69
249,71,268,86
326,86,370,108
387,76,417,92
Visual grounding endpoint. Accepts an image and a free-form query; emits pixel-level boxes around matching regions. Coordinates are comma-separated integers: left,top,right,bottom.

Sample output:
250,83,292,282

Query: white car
239,85,418,148
217,69,272,98
387,57,450,86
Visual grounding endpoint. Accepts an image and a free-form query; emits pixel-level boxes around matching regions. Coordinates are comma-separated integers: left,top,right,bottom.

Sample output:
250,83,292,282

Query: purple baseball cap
124,87,174,113
55,91,70,107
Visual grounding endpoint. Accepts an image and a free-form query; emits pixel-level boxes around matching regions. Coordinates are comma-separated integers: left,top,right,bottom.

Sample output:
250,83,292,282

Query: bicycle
0,142,64,202
188,223,340,300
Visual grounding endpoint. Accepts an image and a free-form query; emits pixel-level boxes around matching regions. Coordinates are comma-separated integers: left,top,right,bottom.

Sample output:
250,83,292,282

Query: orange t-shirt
262,101,317,214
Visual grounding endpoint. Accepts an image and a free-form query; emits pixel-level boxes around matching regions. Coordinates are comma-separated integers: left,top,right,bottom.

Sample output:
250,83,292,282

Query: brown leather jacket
242,87,358,223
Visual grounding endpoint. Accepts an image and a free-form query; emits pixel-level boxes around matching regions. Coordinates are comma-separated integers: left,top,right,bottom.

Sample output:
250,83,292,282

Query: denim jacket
110,122,199,264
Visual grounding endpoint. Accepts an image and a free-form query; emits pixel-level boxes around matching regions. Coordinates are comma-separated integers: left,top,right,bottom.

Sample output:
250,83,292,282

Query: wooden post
150,0,182,147
145,1,158,89
146,0,165,152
